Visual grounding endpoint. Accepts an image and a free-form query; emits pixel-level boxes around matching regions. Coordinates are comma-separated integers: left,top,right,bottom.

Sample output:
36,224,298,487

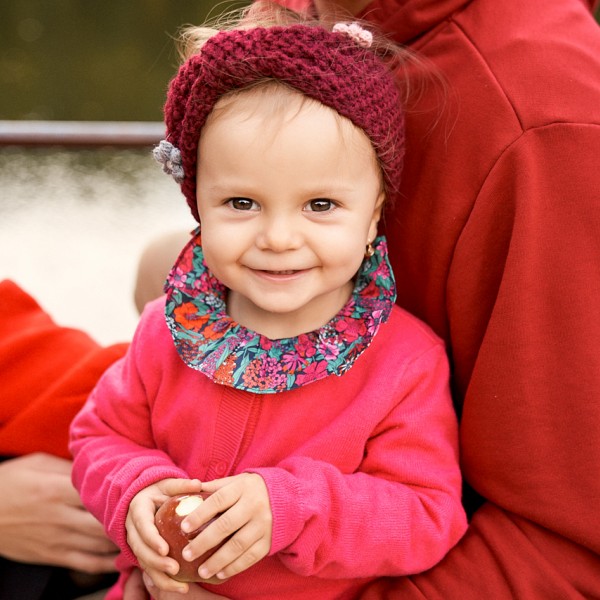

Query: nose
255,213,302,252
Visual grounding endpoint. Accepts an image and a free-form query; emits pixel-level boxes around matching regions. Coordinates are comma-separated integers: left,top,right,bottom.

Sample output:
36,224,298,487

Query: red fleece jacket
0,280,128,458
279,0,600,597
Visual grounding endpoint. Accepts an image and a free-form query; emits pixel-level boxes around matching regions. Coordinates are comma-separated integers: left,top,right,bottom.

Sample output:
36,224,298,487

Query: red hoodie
280,0,600,597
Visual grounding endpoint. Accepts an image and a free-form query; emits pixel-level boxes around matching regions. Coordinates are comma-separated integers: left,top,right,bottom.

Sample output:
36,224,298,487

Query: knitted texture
162,24,405,221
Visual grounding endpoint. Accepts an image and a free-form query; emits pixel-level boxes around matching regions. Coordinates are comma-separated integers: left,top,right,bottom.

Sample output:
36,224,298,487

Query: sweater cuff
244,467,305,555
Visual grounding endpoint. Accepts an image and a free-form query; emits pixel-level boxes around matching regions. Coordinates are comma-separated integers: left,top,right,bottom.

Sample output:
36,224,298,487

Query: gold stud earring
365,242,375,258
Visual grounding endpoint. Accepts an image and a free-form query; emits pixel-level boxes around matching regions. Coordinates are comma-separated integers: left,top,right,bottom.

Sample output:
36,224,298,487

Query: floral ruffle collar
164,229,396,394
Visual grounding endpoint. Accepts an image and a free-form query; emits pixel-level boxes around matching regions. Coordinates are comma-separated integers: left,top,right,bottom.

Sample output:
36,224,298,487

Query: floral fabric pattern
164,229,396,394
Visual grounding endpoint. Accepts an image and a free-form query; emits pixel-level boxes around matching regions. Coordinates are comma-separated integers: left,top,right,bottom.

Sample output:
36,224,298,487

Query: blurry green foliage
0,0,250,121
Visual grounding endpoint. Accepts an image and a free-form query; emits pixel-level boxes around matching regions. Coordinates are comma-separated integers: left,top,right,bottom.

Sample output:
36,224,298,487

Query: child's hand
125,477,203,594
179,473,272,582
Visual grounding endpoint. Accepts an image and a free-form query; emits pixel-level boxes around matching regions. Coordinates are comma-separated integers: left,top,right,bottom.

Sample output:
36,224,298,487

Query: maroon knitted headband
155,22,405,222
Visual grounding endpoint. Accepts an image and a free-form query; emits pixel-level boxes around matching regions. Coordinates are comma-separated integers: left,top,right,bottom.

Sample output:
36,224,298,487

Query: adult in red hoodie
273,0,600,598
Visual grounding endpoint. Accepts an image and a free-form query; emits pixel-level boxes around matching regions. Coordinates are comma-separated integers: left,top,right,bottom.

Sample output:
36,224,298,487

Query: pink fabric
70,297,466,599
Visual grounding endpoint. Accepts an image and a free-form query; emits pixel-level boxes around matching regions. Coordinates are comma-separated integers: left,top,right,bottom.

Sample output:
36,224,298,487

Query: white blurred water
0,147,194,345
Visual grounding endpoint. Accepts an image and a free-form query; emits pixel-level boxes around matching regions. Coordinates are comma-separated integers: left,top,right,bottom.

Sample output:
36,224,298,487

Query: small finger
197,523,264,580
129,513,169,557
199,476,235,494
127,522,175,576
181,487,235,534
182,509,239,563
127,525,164,556
158,478,203,497
215,538,270,579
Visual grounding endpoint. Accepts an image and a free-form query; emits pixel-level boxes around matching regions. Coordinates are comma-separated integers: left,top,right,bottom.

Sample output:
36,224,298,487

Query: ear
367,190,385,243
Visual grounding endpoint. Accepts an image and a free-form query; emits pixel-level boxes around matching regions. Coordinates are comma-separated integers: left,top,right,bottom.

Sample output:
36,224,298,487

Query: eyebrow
202,181,356,196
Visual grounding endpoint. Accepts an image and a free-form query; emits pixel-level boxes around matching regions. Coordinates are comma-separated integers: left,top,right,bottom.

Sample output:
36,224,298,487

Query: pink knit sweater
70,297,466,599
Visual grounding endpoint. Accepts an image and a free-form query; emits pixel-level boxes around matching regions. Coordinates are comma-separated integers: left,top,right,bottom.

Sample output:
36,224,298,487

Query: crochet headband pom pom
332,22,373,47
153,140,184,183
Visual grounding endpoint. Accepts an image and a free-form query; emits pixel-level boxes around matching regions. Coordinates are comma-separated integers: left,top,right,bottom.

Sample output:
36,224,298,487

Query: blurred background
0,1,250,345
1,0,251,121
1,2,599,345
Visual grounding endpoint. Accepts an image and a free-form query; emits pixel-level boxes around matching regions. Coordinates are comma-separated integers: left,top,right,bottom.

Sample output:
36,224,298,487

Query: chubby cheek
201,243,227,279
199,230,240,285
325,239,366,278
342,256,367,285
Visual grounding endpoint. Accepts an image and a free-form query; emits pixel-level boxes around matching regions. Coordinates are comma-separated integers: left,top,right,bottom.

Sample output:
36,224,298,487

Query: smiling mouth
253,268,305,278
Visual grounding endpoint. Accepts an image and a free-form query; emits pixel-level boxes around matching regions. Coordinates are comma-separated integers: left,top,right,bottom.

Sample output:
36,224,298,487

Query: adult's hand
0,453,118,573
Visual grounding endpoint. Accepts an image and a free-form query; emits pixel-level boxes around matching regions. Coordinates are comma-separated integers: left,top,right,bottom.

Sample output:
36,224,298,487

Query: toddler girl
70,5,467,599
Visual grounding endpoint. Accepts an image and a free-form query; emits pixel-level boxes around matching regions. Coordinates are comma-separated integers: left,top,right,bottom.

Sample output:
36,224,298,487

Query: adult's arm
0,281,126,575
0,279,129,459
362,125,600,598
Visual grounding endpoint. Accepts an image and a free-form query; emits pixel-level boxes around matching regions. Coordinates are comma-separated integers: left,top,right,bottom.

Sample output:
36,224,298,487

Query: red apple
154,492,224,582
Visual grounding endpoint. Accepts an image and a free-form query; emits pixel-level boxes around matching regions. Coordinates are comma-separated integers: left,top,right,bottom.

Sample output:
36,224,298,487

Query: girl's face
196,89,384,340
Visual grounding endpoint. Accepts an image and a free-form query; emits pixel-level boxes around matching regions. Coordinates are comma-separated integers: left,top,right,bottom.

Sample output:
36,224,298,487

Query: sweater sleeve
69,306,189,564
249,343,467,579
362,125,600,597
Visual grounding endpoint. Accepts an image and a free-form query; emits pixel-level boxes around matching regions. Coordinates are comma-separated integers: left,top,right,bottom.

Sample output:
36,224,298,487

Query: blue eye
228,197,256,211
307,199,334,212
